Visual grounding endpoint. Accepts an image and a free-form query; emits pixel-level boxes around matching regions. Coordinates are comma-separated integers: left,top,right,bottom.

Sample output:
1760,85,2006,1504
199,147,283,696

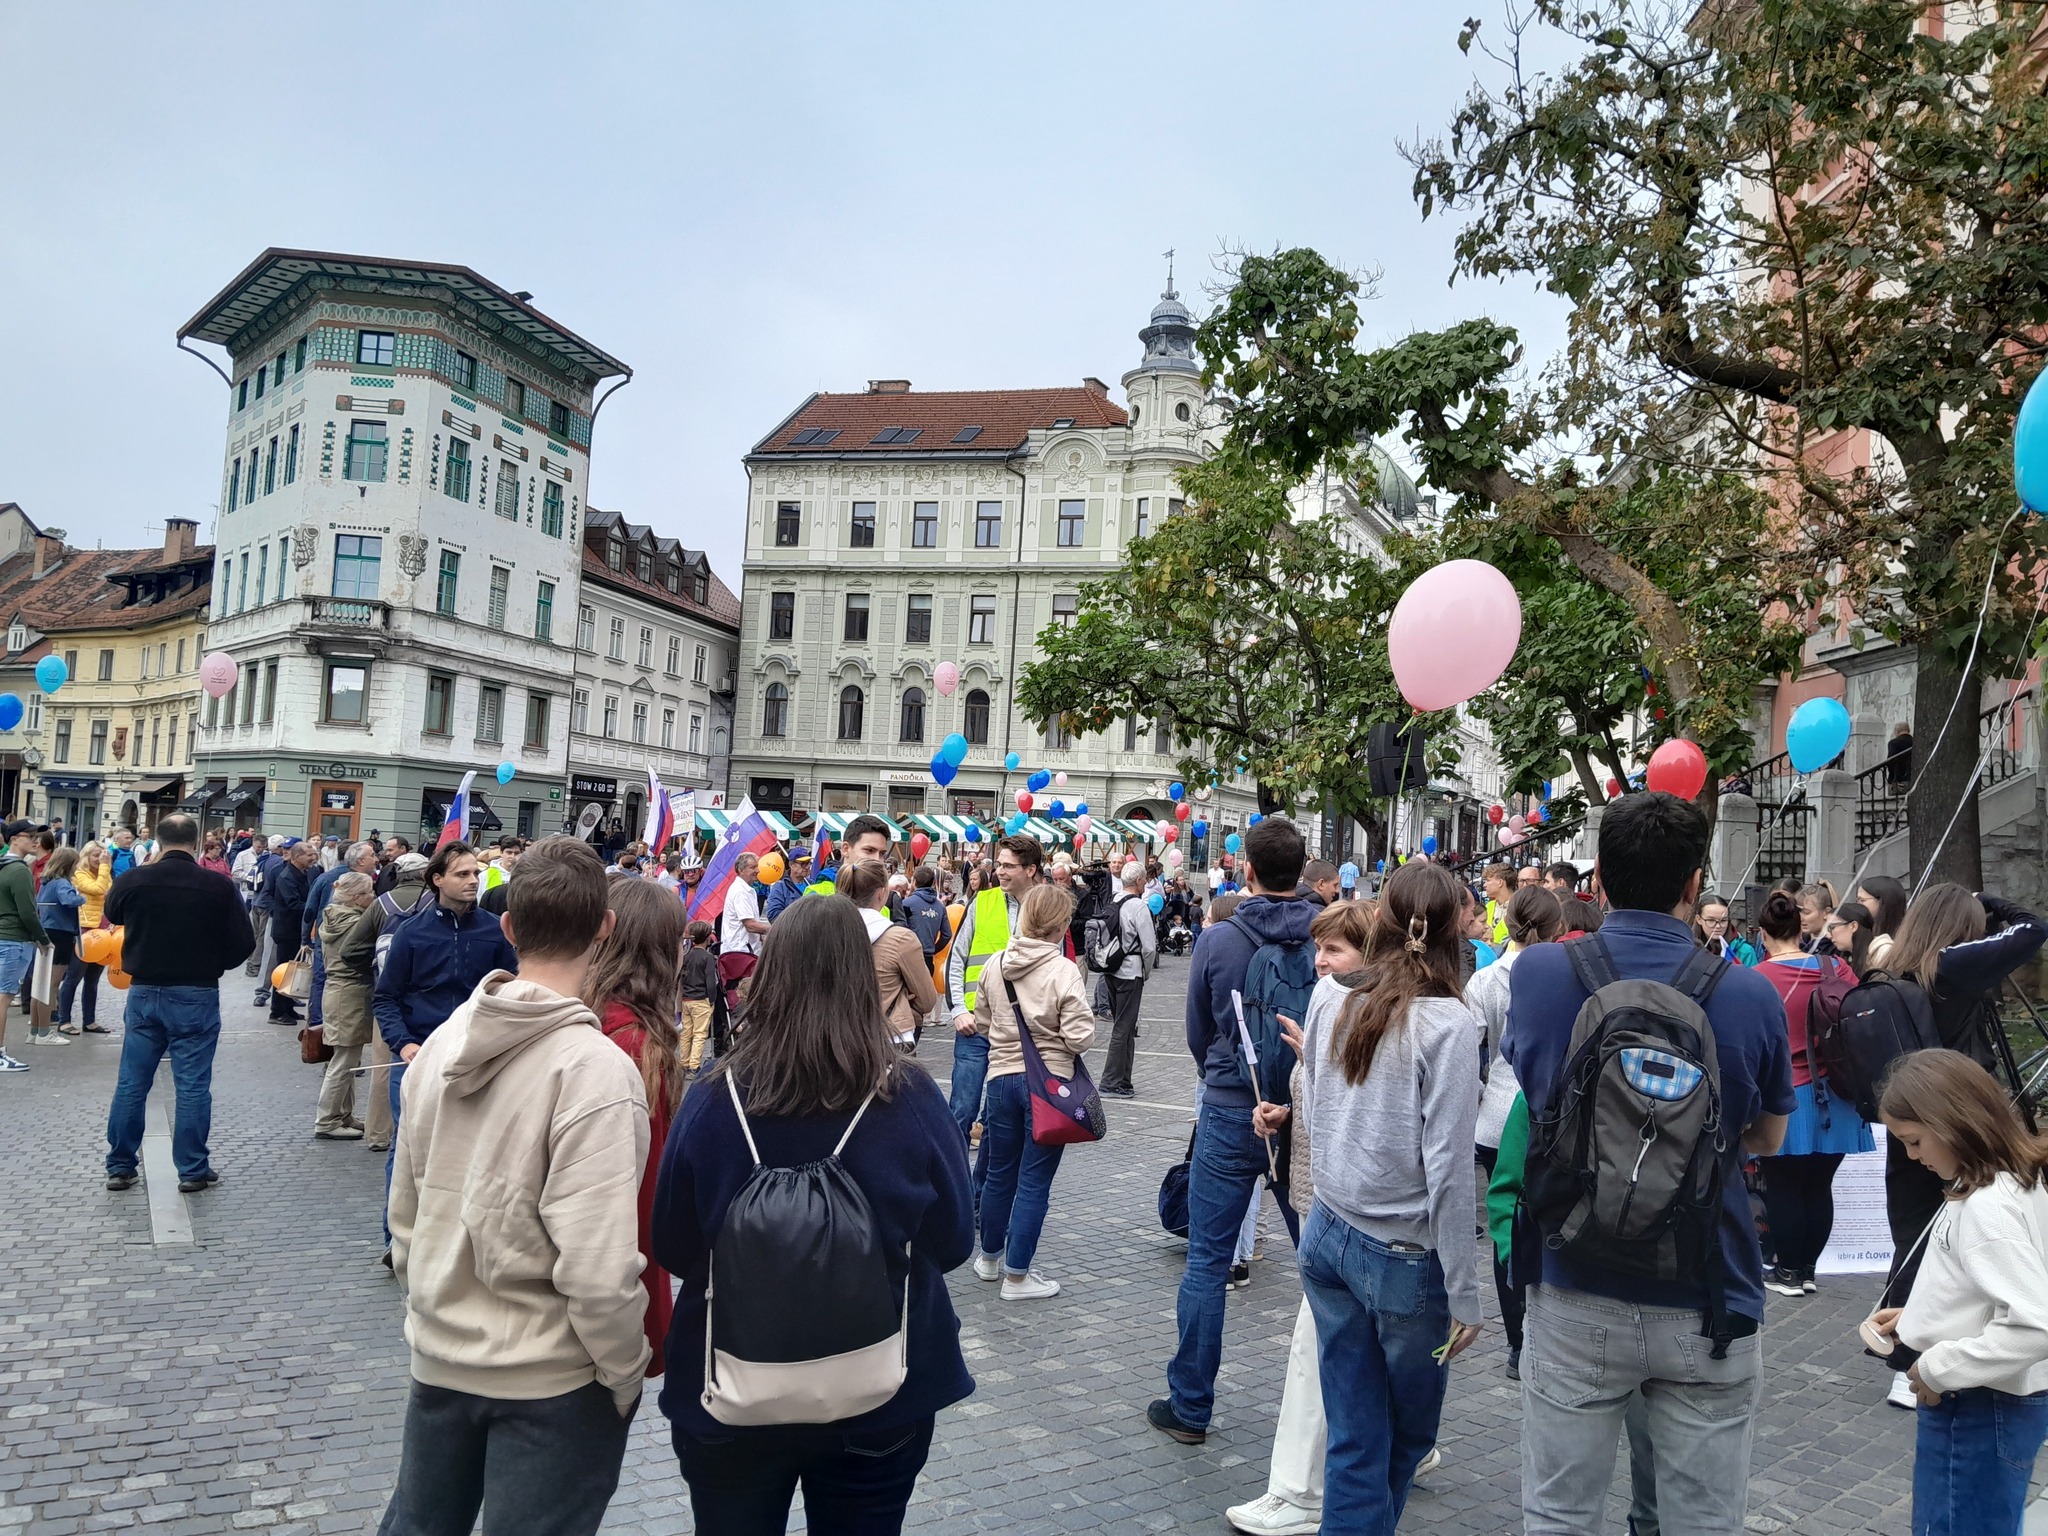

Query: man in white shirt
720,852,767,956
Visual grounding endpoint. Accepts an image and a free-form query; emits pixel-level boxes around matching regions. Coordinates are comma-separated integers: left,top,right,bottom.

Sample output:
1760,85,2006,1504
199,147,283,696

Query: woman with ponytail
1293,860,1481,1534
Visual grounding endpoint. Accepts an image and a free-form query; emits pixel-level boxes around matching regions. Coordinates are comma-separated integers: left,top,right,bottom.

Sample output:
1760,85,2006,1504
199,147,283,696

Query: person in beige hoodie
312,872,376,1139
380,836,650,1536
968,882,1096,1300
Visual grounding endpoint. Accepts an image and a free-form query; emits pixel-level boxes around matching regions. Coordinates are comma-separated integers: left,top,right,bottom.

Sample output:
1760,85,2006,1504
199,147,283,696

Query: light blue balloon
1422,835,1439,856
0,695,20,732
1147,893,1164,914
1004,752,1021,772
1005,812,1027,835
496,761,516,785
940,733,969,767
34,656,66,695
1168,781,1185,801
1224,833,1242,854
2017,369,2048,512
964,824,983,843
1786,695,1852,773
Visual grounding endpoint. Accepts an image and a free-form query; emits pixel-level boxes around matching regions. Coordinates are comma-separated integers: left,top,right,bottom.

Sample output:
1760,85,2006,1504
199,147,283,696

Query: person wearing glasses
1694,894,1761,966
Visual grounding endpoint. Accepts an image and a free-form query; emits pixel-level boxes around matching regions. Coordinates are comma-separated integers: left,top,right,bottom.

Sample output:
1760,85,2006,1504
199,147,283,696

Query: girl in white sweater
1868,1049,2048,1536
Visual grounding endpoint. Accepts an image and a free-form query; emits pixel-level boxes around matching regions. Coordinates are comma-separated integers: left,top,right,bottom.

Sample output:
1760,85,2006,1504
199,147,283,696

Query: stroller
1160,914,1194,957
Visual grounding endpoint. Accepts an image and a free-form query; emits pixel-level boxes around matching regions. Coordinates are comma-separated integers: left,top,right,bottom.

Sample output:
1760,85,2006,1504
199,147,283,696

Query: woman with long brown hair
583,877,688,1375
1868,1050,2048,1535
840,858,938,1050
1294,860,1481,1532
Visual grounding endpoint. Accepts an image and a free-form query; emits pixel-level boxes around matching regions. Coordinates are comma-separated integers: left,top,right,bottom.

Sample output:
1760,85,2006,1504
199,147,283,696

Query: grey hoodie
388,972,652,1409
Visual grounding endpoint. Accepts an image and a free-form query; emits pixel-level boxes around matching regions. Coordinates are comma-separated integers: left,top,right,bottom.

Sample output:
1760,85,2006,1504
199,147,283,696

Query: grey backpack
1523,937,1736,1351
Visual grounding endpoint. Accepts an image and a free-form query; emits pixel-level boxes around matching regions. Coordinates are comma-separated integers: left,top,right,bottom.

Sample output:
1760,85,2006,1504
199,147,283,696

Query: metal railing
1443,812,1587,880
1853,687,2036,857
1738,748,1811,885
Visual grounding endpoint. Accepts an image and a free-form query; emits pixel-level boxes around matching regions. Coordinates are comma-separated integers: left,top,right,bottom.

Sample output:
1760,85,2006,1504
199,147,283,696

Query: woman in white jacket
1868,1049,2048,1536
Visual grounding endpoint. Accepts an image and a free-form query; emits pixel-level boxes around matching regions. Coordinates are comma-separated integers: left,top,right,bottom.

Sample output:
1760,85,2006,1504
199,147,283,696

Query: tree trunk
1909,649,1984,890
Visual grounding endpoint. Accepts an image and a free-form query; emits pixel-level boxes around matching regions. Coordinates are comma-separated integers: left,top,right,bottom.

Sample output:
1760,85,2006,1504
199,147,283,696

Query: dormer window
606,536,624,571
635,549,653,582
665,560,681,594
691,569,708,604
5,624,22,654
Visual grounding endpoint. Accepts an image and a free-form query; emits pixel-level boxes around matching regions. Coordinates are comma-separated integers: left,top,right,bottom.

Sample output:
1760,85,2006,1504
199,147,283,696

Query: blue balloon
1785,695,1853,774
2018,369,2048,512
0,695,20,732
1168,781,1185,801
1005,812,1027,835
1049,798,1066,818
1542,779,1553,799
1377,858,1387,872
964,824,983,843
1027,769,1051,792
1191,819,1208,839
1075,801,1088,814
1147,893,1165,915
940,732,969,767
1224,832,1242,854
496,761,516,785
932,759,958,788
34,656,66,695
1004,752,1021,771
1422,835,1439,856
1249,813,1263,826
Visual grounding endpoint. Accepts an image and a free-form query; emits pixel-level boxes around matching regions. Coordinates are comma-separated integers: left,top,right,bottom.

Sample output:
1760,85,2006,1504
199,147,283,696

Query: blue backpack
1226,916,1318,1107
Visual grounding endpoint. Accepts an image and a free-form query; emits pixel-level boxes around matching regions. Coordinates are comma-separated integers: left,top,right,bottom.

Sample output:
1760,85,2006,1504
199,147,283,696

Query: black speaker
1367,722,1428,798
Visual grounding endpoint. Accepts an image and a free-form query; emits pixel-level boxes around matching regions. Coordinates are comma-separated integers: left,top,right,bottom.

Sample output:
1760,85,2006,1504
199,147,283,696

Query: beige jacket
389,972,652,1410
971,937,1095,1080
317,901,375,1048
864,909,938,1038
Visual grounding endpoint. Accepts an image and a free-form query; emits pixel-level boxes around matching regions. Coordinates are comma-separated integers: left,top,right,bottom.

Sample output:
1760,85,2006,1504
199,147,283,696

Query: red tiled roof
0,545,215,646
752,384,1127,456
581,511,740,632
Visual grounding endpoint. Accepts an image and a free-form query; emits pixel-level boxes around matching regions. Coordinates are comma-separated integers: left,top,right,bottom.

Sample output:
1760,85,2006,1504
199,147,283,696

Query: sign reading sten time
297,762,381,779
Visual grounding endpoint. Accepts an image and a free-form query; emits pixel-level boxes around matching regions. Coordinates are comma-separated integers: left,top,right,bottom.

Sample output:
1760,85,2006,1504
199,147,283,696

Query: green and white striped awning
1116,818,1168,843
1054,817,1123,844
809,810,903,840
696,806,799,840
908,813,984,841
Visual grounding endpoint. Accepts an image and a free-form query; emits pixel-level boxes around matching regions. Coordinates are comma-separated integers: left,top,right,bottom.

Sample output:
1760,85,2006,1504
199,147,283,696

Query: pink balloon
1387,559,1523,711
1075,813,1092,835
1165,847,1183,866
934,661,960,697
1645,738,1708,800
199,651,239,699
1508,814,1528,833
1054,772,1068,787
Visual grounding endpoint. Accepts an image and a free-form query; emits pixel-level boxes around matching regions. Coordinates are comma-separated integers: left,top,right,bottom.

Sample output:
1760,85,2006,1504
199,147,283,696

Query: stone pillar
1848,711,1886,774
1709,792,1759,900
1580,804,1605,865
1806,768,1857,900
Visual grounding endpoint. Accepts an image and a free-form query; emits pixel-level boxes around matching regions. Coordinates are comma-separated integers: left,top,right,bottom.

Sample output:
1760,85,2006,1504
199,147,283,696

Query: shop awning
177,778,227,813
908,813,984,841
1111,817,1165,843
132,775,183,803
809,810,902,840
697,806,798,840
217,779,266,811
1053,817,1122,844
1011,816,1064,844
423,791,503,833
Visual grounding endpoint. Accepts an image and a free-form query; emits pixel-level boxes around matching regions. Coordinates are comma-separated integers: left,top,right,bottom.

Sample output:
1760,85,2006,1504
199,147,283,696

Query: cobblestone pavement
2,954,2040,1534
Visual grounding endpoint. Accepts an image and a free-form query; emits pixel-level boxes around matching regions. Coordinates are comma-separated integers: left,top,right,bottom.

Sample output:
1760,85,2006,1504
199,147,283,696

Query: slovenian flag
641,766,673,851
688,796,779,923
435,769,478,852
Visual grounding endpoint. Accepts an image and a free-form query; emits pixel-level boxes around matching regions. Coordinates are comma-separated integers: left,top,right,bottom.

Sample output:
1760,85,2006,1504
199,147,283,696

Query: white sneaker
0,1052,28,1073
27,1030,69,1047
1000,1271,1061,1300
1888,1371,1918,1409
1414,1445,1443,1477
971,1251,1003,1282
1224,1492,1321,1535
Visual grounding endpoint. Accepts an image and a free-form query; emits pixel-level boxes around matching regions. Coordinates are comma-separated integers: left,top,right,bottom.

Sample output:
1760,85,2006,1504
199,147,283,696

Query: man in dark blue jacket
1149,817,1314,1445
263,841,319,1024
372,841,517,1263
762,849,812,922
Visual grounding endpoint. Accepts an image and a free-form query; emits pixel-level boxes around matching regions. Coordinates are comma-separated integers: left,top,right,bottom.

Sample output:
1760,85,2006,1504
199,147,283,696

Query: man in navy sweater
373,842,516,1265
1149,817,1314,1446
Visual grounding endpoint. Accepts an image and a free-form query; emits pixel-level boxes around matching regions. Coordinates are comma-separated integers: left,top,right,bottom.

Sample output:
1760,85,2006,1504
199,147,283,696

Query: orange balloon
757,851,785,885
78,929,113,966
106,967,131,991
107,926,123,965
272,962,292,990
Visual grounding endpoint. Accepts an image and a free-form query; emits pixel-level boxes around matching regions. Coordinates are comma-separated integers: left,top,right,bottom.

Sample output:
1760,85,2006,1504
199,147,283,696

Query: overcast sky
2,2,1564,580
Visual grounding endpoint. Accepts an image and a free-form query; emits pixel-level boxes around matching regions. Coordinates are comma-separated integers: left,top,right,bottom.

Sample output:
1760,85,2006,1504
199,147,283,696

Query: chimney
31,533,62,580
164,518,197,561
1082,376,1110,397
866,379,912,394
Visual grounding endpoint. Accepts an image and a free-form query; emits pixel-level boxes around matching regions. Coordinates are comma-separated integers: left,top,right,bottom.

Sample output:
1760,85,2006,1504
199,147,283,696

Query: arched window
837,684,865,741
761,682,788,738
899,687,926,743
963,688,990,745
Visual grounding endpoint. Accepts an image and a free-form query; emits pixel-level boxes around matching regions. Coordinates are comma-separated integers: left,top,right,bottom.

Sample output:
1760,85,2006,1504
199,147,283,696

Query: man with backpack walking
1502,791,1793,1536
1094,859,1157,1097
1149,818,1315,1446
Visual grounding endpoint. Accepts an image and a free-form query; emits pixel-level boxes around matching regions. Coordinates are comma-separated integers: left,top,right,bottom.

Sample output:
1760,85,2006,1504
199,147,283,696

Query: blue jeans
384,1058,407,1245
949,1030,989,1141
104,985,223,1180
976,1073,1065,1274
1913,1387,2048,1536
1167,1100,1268,1429
1298,1203,1453,1535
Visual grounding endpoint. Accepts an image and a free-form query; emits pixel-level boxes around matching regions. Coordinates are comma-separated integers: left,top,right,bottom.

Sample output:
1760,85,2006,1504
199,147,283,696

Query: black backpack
701,1074,908,1426
1085,894,1139,973
1523,937,1736,1351
1812,971,1938,1122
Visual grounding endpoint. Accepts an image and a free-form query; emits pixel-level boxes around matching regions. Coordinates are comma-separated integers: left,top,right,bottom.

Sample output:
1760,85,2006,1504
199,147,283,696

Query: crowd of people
9,791,2046,1534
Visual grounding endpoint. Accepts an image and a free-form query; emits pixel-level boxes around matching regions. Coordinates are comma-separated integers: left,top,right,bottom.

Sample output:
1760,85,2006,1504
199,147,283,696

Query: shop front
421,788,505,847
568,773,618,844
38,775,102,845
127,774,186,834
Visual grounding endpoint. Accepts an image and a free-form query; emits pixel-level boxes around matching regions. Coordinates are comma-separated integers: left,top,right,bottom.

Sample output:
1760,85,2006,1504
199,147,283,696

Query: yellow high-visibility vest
961,886,1011,1014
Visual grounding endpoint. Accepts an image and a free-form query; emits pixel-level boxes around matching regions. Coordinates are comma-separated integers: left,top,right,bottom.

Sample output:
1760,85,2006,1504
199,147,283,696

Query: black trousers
676,1415,934,1536
266,924,301,1017
1886,1133,1948,1297
1101,972,1144,1091
1758,1152,1845,1272
379,1379,634,1536
1473,1144,1525,1351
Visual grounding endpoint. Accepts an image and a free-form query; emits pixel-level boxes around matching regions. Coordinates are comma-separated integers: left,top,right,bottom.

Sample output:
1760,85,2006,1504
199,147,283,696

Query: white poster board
1814,1125,1893,1275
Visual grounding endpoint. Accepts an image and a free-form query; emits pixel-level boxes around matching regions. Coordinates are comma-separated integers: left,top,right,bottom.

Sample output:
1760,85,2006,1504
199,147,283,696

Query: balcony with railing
1853,687,2036,857
306,596,391,630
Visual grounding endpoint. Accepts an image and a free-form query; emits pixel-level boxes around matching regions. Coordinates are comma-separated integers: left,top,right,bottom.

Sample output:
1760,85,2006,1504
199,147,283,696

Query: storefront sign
297,762,381,779
878,770,929,784
570,774,617,800
40,775,101,793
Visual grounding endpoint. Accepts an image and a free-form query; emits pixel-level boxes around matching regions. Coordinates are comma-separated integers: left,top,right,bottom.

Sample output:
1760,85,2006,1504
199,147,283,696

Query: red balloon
1606,778,1622,798
1644,738,1708,800
1016,790,1033,813
1175,802,1192,822
1530,805,1546,825
909,832,931,862
1163,825,1179,843
1487,804,1505,826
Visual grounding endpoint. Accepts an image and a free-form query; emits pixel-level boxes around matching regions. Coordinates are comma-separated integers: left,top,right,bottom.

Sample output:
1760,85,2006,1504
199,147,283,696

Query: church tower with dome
1120,261,1208,463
